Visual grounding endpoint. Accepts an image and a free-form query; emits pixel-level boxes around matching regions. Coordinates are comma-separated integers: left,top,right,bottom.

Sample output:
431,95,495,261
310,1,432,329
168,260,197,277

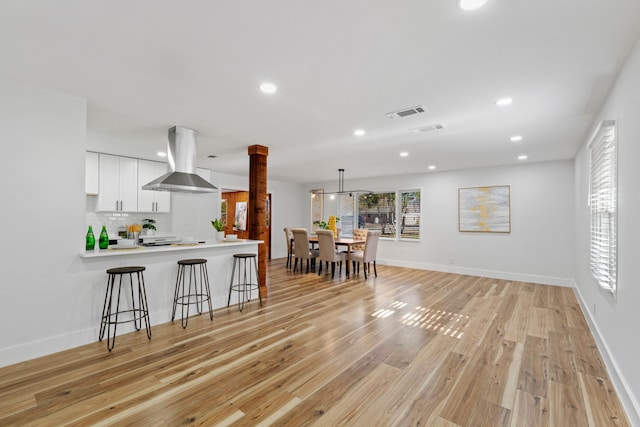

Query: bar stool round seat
172,258,213,328
227,253,262,312
99,266,151,351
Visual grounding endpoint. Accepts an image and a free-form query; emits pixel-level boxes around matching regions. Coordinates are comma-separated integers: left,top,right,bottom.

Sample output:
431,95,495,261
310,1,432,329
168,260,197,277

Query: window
589,119,617,296
355,190,421,239
358,192,396,237
399,190,421,240
338,193,354,236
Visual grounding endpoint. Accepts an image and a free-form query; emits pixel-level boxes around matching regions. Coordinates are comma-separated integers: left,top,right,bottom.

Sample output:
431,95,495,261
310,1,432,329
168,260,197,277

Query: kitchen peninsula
79,239,263,337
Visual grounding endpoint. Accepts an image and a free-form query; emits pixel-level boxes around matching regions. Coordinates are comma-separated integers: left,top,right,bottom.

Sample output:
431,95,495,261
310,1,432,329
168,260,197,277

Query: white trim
572,281,640,426
377,257,575,287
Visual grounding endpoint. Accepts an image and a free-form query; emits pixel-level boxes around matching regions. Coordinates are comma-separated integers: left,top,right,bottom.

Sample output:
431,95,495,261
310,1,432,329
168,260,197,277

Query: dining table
307,235,366,277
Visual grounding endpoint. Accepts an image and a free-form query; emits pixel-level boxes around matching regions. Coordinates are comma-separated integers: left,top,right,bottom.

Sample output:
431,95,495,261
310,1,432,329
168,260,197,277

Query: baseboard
378,258,574,287
571,281,640,426
1,307,171,369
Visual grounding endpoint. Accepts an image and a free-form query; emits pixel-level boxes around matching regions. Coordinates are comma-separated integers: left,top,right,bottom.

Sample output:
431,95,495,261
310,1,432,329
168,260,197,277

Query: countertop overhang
80,239,262,258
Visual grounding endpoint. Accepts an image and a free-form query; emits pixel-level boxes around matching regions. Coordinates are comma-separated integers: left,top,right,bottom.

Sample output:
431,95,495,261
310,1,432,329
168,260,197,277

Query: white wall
0,79,305,367
306,160,575,285
574,37,640,425
0,81,87,365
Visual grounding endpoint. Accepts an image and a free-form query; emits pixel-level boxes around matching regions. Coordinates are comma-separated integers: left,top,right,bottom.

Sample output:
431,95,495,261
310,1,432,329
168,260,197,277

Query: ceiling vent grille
409,123,445,133
385,105,427,119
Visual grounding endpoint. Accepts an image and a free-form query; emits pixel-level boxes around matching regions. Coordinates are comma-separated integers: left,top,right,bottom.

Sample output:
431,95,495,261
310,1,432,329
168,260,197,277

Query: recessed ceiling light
354,129,366,137
428,165,436,170
458,0,488,11
510,135,523,142
157,151,167,157
400,151,409,157
518,155,528,160
495,97,513,106
259,82,277,94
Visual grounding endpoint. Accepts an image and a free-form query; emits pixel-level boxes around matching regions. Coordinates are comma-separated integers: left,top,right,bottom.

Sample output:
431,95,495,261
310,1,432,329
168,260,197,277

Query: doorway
221,190,271,259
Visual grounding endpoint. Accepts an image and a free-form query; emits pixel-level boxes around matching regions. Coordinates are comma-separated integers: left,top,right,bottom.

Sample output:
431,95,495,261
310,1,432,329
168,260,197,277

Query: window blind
589,119,617,296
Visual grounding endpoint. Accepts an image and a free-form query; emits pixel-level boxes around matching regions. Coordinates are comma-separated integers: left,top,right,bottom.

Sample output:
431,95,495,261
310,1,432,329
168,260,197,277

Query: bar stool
171,258,213,328
227,253,262,312
99,266,151,351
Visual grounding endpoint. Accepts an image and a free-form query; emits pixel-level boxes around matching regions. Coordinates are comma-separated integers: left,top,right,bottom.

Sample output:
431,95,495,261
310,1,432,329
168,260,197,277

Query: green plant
313,217,340,230
211,218,224,232
142,218,156,231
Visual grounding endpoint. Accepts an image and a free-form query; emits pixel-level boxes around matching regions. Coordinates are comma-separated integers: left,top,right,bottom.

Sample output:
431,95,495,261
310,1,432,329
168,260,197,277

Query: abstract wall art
458,185,511,233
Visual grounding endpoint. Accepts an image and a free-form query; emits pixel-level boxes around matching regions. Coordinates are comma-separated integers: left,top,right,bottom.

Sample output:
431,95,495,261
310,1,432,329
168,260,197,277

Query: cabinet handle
116,201,118,211
119,200,123,211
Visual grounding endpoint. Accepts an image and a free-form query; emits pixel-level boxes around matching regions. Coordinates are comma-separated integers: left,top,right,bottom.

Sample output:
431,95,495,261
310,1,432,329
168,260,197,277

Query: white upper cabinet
85,151,99,195
138,160,171,212
97,154,138,212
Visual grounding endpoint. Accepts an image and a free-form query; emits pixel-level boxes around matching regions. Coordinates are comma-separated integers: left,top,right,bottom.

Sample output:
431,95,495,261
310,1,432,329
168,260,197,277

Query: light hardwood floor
0,259,630,426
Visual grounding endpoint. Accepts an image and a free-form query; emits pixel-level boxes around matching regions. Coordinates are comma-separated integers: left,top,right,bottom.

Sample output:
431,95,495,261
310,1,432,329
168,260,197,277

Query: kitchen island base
81,240,262,342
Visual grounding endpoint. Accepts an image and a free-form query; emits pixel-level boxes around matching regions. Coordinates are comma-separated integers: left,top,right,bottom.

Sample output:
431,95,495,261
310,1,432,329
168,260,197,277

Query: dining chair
352,228,368,251
316,229,346,278
283,227,295,268
351,230,381,279
291,228,319,273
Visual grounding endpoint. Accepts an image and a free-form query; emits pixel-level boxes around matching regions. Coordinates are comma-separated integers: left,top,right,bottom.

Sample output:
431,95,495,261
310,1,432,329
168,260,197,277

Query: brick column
248,145,268,296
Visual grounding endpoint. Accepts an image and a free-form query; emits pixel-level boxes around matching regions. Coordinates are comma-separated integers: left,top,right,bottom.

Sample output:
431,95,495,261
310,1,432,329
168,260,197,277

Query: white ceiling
2,1,639,183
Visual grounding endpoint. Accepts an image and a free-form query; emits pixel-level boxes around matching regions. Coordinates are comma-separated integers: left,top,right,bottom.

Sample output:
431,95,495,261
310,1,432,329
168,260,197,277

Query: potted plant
211,218,225,241
142,219,156,235
313,220,329,229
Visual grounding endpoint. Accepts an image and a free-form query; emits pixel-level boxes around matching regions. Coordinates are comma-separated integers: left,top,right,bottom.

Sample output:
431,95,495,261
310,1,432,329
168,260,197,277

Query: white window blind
589,119,617,296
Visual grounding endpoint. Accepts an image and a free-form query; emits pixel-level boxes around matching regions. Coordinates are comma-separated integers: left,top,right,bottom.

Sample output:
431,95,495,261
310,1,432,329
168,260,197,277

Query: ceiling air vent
385,105,427,119
409,123,445,133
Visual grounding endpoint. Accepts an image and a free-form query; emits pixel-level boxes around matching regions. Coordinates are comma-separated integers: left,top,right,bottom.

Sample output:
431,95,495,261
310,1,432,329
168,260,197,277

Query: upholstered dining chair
316,229,347,278
283,227,295,268
351,228,368,251
291,228,319,273
351,230,381,279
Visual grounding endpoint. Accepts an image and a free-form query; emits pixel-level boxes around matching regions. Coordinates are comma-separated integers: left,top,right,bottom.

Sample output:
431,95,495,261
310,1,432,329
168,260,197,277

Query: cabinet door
97,154,121,211
138,160,170,212
153,162,171,212
85,152,99,195
97,154,138,212
118,157,138,212
137,159,157,212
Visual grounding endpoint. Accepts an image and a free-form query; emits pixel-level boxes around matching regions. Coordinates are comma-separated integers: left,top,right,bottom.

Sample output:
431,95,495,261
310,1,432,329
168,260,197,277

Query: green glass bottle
86,226,95,250
98,226,109,250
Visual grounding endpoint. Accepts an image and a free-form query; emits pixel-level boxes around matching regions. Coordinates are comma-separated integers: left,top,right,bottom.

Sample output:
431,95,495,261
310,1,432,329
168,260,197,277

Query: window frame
351,188,422,241
588,119,617,298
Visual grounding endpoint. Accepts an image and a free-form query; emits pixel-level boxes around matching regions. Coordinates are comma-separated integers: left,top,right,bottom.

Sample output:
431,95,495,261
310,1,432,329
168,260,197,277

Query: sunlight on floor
370,301,469,339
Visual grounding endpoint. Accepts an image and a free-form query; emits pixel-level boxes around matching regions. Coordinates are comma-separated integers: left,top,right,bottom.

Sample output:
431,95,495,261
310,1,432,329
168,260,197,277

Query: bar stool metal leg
227,254,262,312
99,266,151,351
172,259,213,328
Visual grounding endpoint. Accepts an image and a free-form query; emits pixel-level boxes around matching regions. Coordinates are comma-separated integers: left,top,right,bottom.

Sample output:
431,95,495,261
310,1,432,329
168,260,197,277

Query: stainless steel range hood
142,126,217,194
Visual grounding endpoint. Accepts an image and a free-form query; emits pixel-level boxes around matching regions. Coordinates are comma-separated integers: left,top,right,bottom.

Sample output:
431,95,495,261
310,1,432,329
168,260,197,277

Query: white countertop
80,239,262,258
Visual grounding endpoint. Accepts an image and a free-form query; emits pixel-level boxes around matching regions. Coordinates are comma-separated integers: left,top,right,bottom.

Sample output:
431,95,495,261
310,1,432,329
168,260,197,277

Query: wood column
248,145,268,297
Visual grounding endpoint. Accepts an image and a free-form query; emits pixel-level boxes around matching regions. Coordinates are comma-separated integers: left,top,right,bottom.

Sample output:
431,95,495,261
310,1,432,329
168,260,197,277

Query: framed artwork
458,185,511,233
235,201,247,231
221,199,227,226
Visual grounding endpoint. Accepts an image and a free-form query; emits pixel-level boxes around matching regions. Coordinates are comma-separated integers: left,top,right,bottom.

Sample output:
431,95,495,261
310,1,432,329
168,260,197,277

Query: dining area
284,226,381,279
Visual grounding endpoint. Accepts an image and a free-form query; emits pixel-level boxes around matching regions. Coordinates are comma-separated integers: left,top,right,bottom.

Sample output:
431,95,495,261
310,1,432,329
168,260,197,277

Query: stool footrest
228,254,262,312
99,267,151,351
172,260,214,328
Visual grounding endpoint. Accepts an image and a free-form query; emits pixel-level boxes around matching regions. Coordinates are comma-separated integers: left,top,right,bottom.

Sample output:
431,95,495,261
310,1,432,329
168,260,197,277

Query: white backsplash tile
85,196,169,238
